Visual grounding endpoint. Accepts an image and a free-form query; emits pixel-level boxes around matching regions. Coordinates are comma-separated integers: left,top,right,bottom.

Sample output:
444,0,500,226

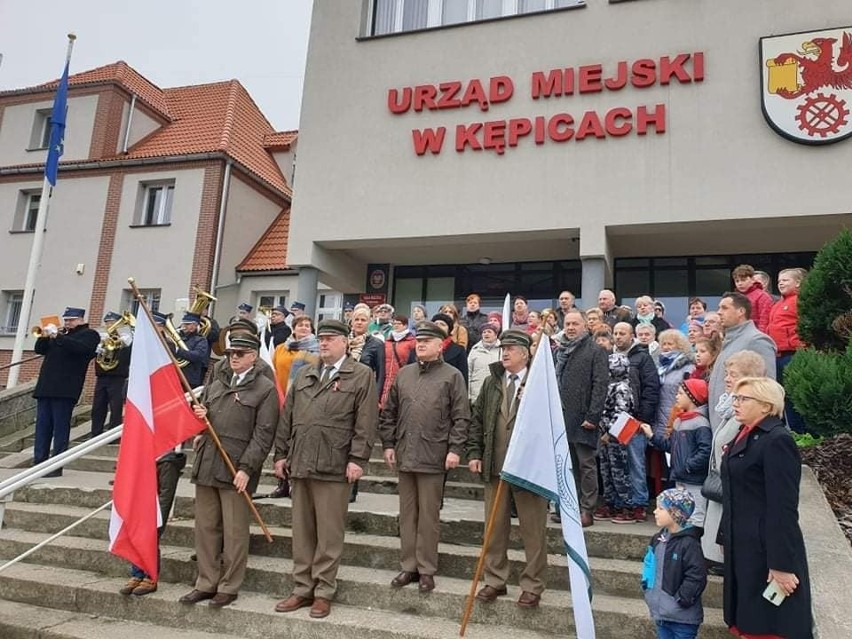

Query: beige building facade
289,0,852,324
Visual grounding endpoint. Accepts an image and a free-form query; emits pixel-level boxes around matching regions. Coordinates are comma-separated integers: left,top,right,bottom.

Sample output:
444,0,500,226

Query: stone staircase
0,433,729,638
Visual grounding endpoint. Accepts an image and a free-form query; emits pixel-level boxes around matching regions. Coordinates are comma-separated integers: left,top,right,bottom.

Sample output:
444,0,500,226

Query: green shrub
785,229,852,437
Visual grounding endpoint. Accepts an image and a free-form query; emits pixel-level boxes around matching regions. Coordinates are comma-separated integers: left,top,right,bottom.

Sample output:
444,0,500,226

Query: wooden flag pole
460,478,506,636
128,277,273,543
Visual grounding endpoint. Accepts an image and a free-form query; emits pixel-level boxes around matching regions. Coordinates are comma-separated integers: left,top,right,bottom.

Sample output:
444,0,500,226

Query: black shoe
43,469,63,478
266,479,290,499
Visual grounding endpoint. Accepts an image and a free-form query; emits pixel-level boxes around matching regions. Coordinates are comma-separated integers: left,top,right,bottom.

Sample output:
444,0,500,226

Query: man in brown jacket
274,319,378,619
179,332,279,608
466,330,548,609
379,321,470,594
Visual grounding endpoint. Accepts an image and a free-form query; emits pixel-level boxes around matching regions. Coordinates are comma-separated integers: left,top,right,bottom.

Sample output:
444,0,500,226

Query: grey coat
554,334,609,449
708,321,777,430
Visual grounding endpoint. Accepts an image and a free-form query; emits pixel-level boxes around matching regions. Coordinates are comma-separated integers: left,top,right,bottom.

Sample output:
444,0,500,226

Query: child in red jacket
732,264,773,333
768,267,808,433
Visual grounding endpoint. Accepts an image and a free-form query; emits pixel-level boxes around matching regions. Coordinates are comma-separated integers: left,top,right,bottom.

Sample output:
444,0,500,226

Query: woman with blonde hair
703,351,766,568
439,303,469,350
585,307,605,334
719,376,812,638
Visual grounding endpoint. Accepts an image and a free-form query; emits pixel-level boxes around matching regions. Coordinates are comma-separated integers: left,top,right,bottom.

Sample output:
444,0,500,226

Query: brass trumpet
31,325,66,338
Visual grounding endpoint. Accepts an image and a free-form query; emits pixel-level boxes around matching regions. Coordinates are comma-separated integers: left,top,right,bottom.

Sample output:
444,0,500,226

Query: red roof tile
263,131,298,150
237,208,290,272
39,61,171,120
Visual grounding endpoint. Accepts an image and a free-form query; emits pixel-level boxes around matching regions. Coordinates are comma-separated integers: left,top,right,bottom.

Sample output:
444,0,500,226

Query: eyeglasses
226,350,250,358
731,394,761,404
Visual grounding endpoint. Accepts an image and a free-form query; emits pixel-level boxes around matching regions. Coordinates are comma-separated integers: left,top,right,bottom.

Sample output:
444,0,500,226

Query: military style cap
151,311,168,325
500,329,532,349
416,321,447,340
103,311,122,324
62,307,85,319
316,319,349,337
237,303,253,313
229,332,260,351
181,312,201,324
229,318,258,335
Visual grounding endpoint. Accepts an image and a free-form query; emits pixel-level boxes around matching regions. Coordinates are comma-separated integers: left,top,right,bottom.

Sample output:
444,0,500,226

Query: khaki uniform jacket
275,357,378,482
191,364,279,495
379,359,470,474
466,361,526,482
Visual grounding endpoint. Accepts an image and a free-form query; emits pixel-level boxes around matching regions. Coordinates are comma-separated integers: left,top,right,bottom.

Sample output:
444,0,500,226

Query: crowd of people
24,261,814,637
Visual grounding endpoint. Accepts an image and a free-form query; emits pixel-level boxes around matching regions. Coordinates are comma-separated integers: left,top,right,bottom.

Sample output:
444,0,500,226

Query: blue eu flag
45,59,69,187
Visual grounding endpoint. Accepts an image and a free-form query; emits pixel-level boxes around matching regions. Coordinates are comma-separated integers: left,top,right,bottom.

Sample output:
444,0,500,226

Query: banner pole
128,277,273,542
460,478,506,636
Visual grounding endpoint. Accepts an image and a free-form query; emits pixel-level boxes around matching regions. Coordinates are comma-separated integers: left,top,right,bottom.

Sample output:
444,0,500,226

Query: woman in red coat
766,268,807,433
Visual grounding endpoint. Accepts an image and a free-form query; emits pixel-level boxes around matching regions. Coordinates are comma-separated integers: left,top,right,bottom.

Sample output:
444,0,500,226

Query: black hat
272,305,289,316
62,307,85,319
238,303,253,313
151,311,168,325
431,312,454,333
290,301,306,311
343,302,355,311
181,312,201,324
316,319,349,338
229,318,258,335
229,332,260,351
416,321,447,340
103,311,122,324
500,329,532,350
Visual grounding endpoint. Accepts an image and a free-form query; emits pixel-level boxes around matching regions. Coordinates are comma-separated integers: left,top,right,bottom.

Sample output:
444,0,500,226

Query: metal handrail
0,385,203,528
0,355,41,372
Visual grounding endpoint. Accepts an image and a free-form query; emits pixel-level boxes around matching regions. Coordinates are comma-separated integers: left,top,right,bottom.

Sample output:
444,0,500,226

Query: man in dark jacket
32,307,100,474
274,320,377,619
179,331,278,609
408,313,468,384
554,310,609,527
174,312,211,388
614,322,661,520
380,321,470,594
467,330,548,609
554,290,577,330
459,293,488,352
91,311,132,437
262,306,292,349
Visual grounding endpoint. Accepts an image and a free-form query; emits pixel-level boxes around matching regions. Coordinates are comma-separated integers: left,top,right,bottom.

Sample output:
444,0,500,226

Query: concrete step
63,453,487,500
0,533,729,638
12,471,654,560
0,598,248,639
0,504,722,607
0,562,564,639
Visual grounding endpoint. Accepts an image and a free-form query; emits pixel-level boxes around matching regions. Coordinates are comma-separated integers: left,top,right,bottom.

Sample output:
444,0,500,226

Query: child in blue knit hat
641,487,707,639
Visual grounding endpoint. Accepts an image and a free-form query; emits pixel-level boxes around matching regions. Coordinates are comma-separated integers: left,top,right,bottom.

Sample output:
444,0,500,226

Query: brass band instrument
189,286,217,337
164,314,190,368
31,326,67,338
96,311,136,371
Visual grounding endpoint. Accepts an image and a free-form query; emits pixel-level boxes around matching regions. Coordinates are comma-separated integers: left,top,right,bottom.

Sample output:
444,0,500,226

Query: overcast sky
0,0,314,130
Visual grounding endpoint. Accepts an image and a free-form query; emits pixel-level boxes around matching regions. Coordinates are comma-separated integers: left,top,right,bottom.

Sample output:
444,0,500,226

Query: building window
370,0,584,35
123,288,161,315
316,292,343,322
11,191,42,232
1,291,24,335
257,294,288,310
134,182,175,226
29,109,52,150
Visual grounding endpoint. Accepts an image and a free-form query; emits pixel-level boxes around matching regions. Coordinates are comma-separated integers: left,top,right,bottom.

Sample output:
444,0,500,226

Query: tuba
96,312,136,371
188,286,217,337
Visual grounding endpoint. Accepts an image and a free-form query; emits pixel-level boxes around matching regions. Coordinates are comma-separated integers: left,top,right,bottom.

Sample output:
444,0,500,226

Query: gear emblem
796,93,849,138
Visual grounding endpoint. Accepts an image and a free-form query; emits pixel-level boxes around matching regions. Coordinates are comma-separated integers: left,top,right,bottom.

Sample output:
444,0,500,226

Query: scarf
690,365,707,380
349,332,367,362
555,333,589,378
288,335,319,354
441,336,453,352
657,351,685,381
513,310,529,325
391,329,410,341
635,312,656,325
715,392,735,422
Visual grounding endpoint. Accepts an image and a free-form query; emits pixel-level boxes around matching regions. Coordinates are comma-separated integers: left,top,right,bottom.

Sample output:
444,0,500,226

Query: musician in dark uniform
91,311,133,437
32,307,100,475
174,312,211,388
262,305,292,350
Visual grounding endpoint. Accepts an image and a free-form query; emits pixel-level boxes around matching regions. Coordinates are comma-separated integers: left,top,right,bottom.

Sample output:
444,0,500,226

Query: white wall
0,175,110,346
0,95,99,167
290,0,852,281
103,167,206,317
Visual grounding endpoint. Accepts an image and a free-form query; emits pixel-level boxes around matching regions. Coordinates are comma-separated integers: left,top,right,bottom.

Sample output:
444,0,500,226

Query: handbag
701,454,723,503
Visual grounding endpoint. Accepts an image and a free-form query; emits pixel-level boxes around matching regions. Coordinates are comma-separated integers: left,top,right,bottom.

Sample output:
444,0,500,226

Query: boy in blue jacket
641,487,707,639
640,378,711,528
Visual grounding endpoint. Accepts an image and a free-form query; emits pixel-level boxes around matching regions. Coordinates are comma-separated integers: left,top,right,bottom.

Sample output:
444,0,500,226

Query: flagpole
7,34,76,389
128,278,274,543
459,478,506,637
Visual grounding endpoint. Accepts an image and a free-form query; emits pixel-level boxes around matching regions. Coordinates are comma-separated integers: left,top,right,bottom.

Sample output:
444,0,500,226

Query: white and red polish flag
108,307,204,580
